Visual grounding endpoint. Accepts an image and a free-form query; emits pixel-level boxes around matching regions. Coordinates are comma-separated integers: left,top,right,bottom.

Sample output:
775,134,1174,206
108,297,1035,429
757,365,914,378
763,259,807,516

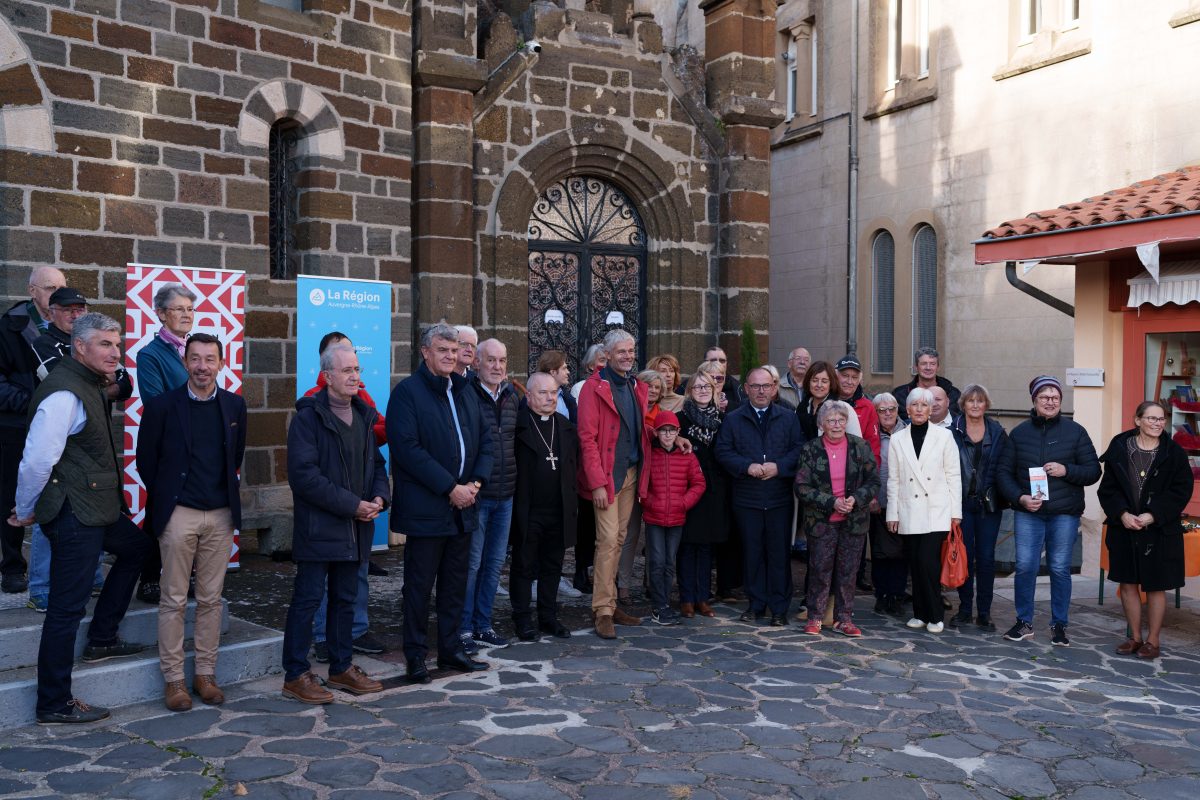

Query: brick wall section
0,0,413,537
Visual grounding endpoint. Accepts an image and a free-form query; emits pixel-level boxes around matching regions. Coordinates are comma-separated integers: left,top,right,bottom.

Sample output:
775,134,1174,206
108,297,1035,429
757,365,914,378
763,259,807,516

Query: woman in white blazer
886,387,962,633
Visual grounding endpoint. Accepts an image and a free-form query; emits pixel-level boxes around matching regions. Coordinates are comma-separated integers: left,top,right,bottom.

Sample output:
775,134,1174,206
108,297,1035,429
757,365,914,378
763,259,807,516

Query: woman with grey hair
137,283,197,400
571,343,608,400
886,387,961,633
133,283,198,604
949,383,1009,631
794,400,879,636
869,392,908,615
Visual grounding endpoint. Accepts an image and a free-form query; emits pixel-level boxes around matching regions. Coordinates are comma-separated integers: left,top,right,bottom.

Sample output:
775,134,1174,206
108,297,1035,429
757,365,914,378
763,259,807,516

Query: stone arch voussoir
236,78,345,161
0,17,52,152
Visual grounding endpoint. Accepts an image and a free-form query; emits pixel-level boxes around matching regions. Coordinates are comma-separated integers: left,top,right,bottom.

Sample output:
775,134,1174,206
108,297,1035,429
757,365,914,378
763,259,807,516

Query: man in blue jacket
716,368,806,626
282,345,389,704
388,323,494,683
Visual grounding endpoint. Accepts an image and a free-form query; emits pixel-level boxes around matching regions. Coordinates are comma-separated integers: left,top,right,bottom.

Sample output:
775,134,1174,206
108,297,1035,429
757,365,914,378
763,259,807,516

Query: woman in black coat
1097,401,1194,660
675,371,729,617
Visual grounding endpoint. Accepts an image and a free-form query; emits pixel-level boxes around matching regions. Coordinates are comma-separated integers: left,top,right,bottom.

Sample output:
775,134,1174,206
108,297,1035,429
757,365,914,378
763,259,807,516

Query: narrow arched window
268,119,301,279
872,230,895,373
912,224,938,351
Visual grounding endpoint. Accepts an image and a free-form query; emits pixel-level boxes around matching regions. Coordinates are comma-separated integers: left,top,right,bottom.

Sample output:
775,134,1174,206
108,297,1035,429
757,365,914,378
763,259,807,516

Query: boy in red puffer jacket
638,410,706,624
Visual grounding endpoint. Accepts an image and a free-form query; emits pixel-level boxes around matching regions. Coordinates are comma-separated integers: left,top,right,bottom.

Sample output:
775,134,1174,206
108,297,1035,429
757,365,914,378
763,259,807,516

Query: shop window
872,231,896,374
994,0,1090,80
268,119,301,280
866,0,937,119
912,225,937,351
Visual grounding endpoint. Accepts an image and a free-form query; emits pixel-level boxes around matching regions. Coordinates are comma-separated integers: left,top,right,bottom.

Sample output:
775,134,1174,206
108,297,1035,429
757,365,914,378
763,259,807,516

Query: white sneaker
906,617,925,629
926,621,944,634
558,576,582,598
495,583,509,597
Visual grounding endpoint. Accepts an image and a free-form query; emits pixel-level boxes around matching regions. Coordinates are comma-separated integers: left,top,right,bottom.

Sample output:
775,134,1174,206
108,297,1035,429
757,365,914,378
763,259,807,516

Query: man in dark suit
137,333,246,712
510,372,579,641
388,323,494,683
715,368,806,626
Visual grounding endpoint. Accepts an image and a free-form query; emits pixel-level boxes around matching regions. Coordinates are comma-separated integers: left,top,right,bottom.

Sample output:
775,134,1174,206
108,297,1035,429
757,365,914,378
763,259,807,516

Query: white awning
1127,261,1200,307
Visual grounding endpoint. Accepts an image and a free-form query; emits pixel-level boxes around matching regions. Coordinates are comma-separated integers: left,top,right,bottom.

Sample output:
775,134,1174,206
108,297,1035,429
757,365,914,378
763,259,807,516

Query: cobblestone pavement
2,576,1199,799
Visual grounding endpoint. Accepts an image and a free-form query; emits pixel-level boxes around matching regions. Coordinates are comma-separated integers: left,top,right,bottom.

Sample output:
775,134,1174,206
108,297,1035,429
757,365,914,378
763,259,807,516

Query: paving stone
124,710,225,743
757,699,826,726
177,734,252,757
917,734,982,759
304,757,379,787
583,786,693,800
362,742,449,763
119,774,215,799
488,781,572,800
460,752,533,780
322,703,381,728
409,724,485,745
1127,778,1200,800
558,724,634,752
811,777,938,800
223,756,298,781
95,742,174,770
263,737,349,756
51,730,128,749
694,753,807,785
1062,788,1137,800
329,791,422,800
231,784,317,800
637,725,744,753
540,755,607,782
383,763,471,794
492,713,569,729
642,685,702,708
974,753,1057,797
631,768,706,785
220,714,317,737
0,746,87,772
475,733,574,759
0,778,34,795
867,750,973,782
224,696,302,714
379,705,480,727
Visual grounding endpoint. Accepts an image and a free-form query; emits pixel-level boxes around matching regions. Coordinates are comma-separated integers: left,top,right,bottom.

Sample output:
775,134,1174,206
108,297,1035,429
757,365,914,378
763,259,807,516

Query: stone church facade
0,0,780,543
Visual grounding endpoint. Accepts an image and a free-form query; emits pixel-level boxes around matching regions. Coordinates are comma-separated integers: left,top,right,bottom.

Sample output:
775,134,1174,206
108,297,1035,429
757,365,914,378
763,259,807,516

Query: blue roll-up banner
297,276,392,551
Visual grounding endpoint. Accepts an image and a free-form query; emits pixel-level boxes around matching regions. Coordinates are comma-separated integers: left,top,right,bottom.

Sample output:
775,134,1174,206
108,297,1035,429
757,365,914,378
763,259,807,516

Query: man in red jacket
576,329,649,640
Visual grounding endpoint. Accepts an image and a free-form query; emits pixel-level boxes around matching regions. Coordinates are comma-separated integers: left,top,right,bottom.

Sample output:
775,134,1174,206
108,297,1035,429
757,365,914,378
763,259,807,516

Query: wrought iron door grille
527,177,647,376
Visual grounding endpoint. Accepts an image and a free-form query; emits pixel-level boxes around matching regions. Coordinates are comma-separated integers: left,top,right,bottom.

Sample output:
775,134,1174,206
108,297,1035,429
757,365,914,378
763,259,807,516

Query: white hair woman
885,387,961,633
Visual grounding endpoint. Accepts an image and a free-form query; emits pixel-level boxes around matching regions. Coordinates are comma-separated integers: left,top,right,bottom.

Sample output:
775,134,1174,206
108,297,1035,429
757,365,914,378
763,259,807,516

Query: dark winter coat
511,406,579,552
794,434,880,539
472,378,520,500
995,410,1100,517
137,384,247,538
1097,429,1192,537
715,402,806,510
0,300,39,439
638,440,706,527
677,406,729,545
951,415,1009,515
287,390,389,562
893,375,961,422
387,362,494,537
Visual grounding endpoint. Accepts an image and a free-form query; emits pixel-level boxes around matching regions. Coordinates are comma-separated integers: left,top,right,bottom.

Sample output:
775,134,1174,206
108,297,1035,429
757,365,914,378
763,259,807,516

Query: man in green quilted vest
9,312,152,725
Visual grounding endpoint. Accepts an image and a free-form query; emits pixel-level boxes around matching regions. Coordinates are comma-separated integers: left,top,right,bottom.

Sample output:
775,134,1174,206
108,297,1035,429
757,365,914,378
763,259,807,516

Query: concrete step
0,616,283,730
0,599,230,672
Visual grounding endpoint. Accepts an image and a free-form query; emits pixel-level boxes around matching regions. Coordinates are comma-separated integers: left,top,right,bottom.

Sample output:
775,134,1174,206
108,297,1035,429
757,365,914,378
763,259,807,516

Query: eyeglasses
657,427,679,434
165,306,194,314
692,385,714,393
34,284,64,293
709,357,727,364
1141,416,1166,424
746,383,773,392
877,406,898,413
1035,395,1061,404
824,418,848,426
334,366,362,375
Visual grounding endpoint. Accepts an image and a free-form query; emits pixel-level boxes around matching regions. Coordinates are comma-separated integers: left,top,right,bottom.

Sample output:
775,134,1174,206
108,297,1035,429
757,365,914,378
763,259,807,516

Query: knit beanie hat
1029,375,1063,398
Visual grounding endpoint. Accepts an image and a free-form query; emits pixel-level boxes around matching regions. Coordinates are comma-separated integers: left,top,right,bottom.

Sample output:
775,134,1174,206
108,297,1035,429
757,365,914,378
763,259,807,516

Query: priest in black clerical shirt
509,372,579,641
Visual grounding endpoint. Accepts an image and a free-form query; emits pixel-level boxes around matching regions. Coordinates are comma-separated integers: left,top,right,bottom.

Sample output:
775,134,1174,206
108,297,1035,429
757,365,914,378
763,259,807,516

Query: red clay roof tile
982,166,1200,238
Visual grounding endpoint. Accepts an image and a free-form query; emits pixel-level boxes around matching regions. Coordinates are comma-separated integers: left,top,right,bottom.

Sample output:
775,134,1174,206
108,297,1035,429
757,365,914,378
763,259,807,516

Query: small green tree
739,320,758,380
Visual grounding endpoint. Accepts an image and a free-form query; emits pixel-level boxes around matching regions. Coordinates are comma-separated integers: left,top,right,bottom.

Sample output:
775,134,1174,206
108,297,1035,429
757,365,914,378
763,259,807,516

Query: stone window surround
992,0,1091,81
865,0,938,120
775,1,821,137
239,0,334,39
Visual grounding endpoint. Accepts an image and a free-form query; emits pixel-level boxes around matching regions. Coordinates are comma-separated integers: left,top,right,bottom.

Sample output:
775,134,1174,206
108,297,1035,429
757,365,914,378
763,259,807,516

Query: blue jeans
38,504,151,715
645,524,682,610
1013,511,1078,627
313,559,369,642
283,560,359,681
957,509,1002,617
461,497,513,634
28,523,104,602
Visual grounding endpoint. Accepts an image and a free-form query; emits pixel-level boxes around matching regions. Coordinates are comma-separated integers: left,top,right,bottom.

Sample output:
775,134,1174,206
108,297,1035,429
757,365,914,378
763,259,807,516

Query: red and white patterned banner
123,264,246,567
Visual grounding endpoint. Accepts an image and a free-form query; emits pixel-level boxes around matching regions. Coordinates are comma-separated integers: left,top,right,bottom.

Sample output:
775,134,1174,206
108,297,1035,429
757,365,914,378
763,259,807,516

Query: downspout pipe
846,0,860,353
1005,261,1074,317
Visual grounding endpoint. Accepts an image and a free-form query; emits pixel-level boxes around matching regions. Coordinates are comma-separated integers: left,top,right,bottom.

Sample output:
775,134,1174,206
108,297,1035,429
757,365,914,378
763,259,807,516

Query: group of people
0,266,1192,722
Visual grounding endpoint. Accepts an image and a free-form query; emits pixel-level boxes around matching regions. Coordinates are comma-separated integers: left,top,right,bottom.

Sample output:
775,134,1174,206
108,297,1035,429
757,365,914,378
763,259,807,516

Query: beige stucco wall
770,1,1200,418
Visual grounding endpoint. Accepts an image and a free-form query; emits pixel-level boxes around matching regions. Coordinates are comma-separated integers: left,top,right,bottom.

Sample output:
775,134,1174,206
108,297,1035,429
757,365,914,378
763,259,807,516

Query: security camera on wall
525,40,542,54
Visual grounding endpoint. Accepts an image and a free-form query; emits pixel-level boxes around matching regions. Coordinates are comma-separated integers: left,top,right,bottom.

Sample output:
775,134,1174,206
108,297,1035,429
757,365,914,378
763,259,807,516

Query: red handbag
940,521,968,589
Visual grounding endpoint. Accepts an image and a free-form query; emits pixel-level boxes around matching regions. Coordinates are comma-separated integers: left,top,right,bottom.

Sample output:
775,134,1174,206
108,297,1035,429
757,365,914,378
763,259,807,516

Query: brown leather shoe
612,607,642,626
679,602,695,618
1116,639,1144,656
164,680,192,712
1136,641,1160,660
282,672,333,705
594,614,616,639
696,601,716,617
192,674,225,705
327,664,383,695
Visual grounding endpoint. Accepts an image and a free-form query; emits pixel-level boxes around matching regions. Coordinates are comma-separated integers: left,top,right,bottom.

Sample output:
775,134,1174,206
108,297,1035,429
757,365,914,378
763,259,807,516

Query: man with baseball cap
995,375,1100,647
834,355,880,464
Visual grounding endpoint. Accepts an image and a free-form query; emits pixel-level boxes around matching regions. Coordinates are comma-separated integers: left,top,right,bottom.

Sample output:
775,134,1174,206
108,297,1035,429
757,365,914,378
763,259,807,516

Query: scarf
158,327,187,360
682,399,720,445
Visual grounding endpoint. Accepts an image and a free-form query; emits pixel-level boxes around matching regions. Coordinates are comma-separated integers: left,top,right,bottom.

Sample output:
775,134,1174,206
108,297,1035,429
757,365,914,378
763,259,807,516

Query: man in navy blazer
137,333,246,711
388,322,494,683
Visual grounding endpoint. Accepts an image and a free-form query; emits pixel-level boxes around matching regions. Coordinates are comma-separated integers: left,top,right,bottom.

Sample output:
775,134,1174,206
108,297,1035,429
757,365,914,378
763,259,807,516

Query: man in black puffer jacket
461,338,520,652
995,375,1100,648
